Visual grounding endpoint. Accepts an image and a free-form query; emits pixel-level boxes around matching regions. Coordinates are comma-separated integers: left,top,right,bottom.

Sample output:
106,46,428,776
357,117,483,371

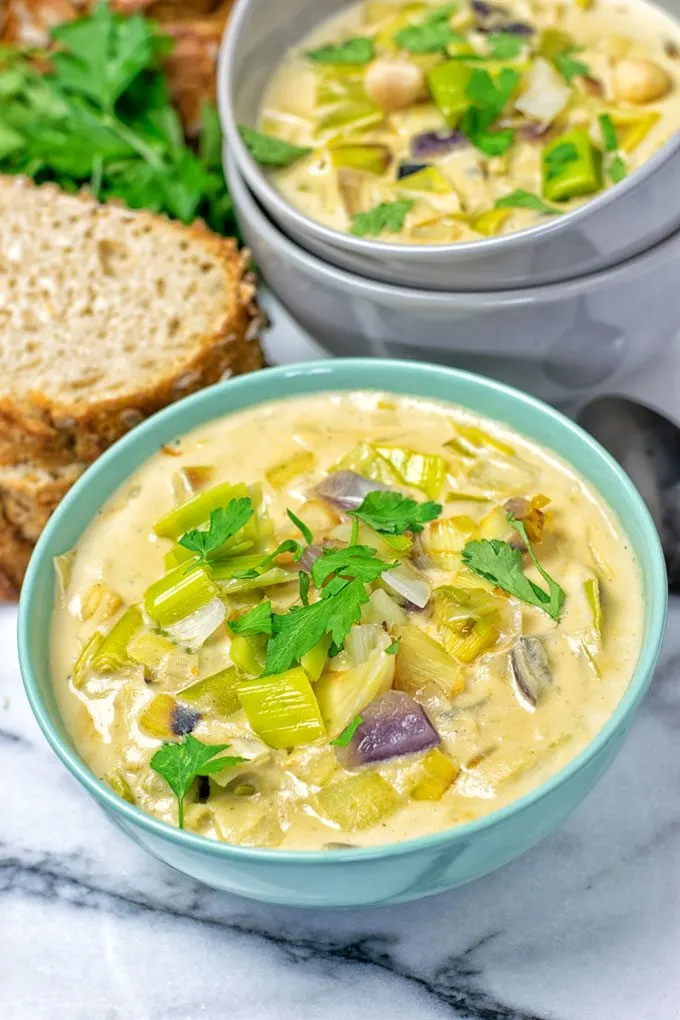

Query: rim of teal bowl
18,359,668,864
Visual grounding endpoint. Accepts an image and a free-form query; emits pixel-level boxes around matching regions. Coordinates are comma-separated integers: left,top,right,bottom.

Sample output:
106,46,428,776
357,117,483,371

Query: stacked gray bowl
219,0,680,403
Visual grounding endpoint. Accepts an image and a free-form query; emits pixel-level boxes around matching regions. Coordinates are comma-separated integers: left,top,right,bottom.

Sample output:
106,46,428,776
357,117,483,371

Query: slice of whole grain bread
0,462,84,543
0,176,264,468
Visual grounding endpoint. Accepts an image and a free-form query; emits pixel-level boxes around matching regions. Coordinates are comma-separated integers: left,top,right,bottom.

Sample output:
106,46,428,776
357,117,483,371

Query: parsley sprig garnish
495,190,561,215
350,491,442,536
461,68,519,156
178,497,253,566
331,714,364,747
461,513,565,621
239,125,312,168
306,37,375,64
394,6,460,53
150,735,246,829
351,199,414,237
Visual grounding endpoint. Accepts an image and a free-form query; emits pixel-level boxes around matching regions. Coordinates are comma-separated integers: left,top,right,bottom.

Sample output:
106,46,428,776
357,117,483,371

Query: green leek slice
179,666,242,717
317,772,399,830
90,606,143,674
237,667,326,749
144,565,219,628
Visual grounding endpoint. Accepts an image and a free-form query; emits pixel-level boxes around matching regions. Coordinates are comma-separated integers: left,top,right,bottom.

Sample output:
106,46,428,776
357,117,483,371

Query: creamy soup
51,393,643,850
247,0,680,243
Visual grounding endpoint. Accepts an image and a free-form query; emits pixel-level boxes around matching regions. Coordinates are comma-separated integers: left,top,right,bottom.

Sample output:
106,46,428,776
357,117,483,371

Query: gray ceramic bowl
228,151,679,405
220,0,680,292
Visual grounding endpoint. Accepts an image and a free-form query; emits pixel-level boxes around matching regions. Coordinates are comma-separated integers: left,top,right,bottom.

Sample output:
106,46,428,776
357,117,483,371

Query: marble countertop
3,311,680,1020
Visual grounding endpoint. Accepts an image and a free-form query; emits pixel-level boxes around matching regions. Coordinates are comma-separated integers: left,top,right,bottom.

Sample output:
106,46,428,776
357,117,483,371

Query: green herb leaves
461,514,565,621
351,199,414,237
599,115,627,184
229,600,273,637
311,545,396,588
331,714,364,747
307,37,375,64
544,140,579,180
554,47,590,83
495,189,560,214
150,734,246,828
179,498,253,565
239,126,312,167
608,155,627,183
351,491,442,535
395,7,459,53
461,68,519,155
486,33,525,60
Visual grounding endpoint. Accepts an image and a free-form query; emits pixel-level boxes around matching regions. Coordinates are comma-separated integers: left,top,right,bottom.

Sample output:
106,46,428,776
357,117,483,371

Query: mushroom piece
510,636,553,707
364,58,426,112
613,58,672,104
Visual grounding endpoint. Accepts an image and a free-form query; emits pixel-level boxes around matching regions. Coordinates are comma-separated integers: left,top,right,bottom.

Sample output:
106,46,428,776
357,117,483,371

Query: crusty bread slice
0,508,33,600
0,176,264,467
0,462,84,543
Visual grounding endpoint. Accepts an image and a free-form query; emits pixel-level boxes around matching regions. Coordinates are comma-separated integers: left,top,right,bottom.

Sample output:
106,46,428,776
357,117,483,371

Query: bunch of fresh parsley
0,4,236,235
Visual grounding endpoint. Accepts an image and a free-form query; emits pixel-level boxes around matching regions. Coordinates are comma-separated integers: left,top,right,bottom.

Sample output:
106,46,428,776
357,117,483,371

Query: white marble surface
3,310,680,1020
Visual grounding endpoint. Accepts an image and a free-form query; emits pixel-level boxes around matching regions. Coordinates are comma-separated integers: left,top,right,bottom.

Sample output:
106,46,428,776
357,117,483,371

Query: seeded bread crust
0,177,266,467
0,510,34,600
0,463,85,542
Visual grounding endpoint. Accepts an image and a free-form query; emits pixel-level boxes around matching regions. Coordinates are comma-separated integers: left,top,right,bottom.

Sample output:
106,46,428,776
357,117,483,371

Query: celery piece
209,553,269,582
473,208,511,236
164,546,200,571
313,101,384,140
237,667,326,749
422,514,478,567
165,541,254,572
542,129,602,203
230,633,267,676
427,61,474,127
336,442,402,487
330,143,392,175
90,606,143,674
398,166,452,193
180,666,241,717
439,613,499,663
266,450,318,488
301,633,333,682
218,567,294,593
411,747,460,800
105,771,135,804
373,444,447,499
144,565,219,628
316,649,395,738
153,482,244,539
317,771,399,830
584,577,603,638
73,631,104,688
394,623,463,698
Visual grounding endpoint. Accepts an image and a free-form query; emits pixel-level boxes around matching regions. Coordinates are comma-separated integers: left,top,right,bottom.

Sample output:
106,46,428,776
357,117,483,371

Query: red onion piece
341,691,440,766
315,470,393,510
411,130,466,160
299,545,323,573
384,564,431,609
397,161,429,179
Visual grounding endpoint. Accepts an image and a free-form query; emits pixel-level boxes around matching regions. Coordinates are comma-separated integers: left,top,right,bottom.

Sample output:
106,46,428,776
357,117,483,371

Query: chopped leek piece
315,649,395,737
286,744,338,786
139,693,201,739
153,482,246,539
266,450,318,488
539,29,573,61
542,129,602,203
81,582,122,622
375,3,428,51
316,69,367,107
427,60,474,127
450,423,516,457
237,667,326,749
105,771,135,804
584,576,603,637
397,166,452,193
208,554,269,581
128,631,177,670
218,566,294,593
373,444,447,498
72,631,104,688
411,747,460,800
434,584,502,627
422,514,478,567
164,546,200,571
330,143,392,174
478,505,515,541
180,666,242,717
608,109,660,153
394,623,463,697
439,613,500,663
90,606,143,674
144,565,219,628
230,632,267,676
336,442,402,486
361,587,408,628
317,771,399,830
301,633,333,682
473,208,511,236
313,101,384,139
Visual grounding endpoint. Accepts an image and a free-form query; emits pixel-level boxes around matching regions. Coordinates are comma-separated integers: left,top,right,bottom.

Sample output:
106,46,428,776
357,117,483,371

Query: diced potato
317,771,399,830
411,748,460,801
422,514,478,568
266,450,318,488
315,649,395,738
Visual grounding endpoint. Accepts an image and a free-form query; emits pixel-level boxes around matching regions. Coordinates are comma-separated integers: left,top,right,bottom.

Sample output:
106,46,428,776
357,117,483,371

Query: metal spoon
578,396,680,591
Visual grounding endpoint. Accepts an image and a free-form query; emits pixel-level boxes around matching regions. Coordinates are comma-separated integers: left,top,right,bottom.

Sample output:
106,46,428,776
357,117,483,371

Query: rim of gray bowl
227,148,680,298
19,359,668,864
218,0,680,262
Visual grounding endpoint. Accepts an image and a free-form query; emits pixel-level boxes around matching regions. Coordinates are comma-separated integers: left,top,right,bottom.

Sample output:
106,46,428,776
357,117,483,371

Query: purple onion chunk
411,130,466,160
471,0,507,15
315,470,394,511
299,544,323,573
341,691,440,767
397,161,429,179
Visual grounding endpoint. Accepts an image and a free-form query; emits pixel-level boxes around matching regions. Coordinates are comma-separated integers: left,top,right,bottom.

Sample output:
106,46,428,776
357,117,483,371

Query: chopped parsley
544,141,579,181
395,6,460,53
150,735,245,829
461,68,519,156
351,199,414,237
287,508,314,546
495,189,560,215
311,545,396,588
178,498,253,565
608,154,627,183
306,37,375,64
486,32,525,60
351,491,442,536
229,600,273,637
554,47,590,83
385,639,401,656
599,113,618,153
239,126,312,167
331,715,364,747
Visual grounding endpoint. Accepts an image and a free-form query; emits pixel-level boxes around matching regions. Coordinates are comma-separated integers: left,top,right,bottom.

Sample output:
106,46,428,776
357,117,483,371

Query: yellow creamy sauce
51,392,643,850
259,0,680,242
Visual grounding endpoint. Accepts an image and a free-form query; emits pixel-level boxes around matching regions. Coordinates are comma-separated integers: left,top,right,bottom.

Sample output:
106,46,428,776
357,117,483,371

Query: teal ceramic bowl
18,360,667,908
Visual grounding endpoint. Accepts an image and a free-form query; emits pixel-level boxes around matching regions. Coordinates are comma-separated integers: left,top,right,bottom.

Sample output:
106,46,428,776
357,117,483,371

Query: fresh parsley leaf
299,570,310,606
495,189,560,215
395,13,459,53
351,199,413,237
486,32,524,59
331,714,364,747
306,37,375,64
287,508,313,546
264,578,368,675
150,734,246,828
461,107,515,155
351,491,442,536
229,600,273,637
259,538,305,568
461,68,519,155
544,141,578,180
598,113,618,153
608,154,627,184
239,125,312,167
554,47,590,83
178,498,253,564
461,514,565,621
385,639,401,655
311,545,396,588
